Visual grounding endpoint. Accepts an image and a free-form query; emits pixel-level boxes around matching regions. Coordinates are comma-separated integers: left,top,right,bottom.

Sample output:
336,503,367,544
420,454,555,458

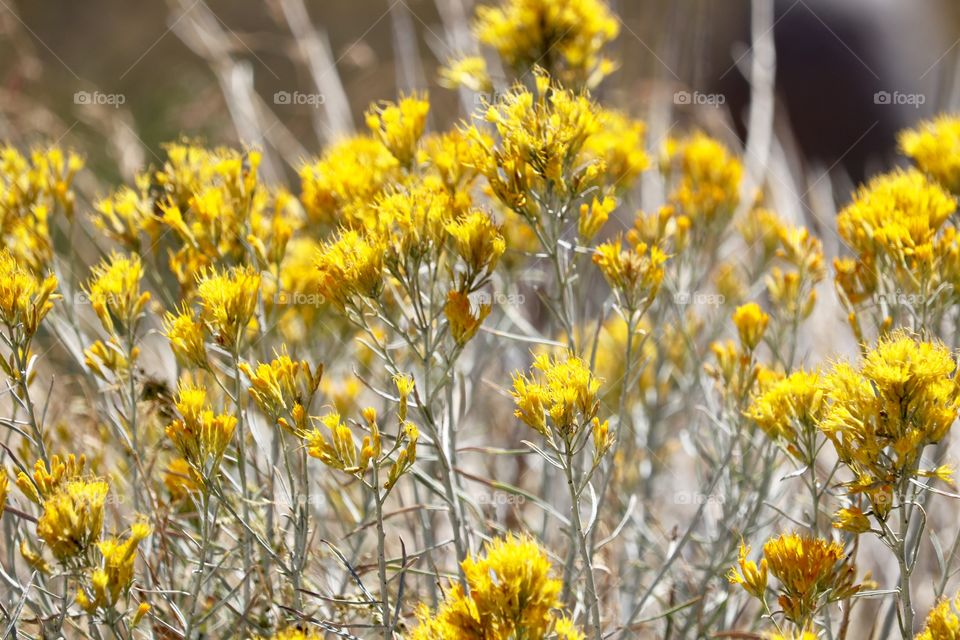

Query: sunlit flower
366,94,430,166
745,370,824,458
916,591,960,640
594,236,667,311
445,290,492,345
411,534,571,639
899,114,960,193
727,541,768,599
475,0,619,87
76,521,151,612
512,352,602,439
732,302,769,351
37,478,109,562
85,252,151,335
195,265,261,349
165,382,237,478
0,248,59,343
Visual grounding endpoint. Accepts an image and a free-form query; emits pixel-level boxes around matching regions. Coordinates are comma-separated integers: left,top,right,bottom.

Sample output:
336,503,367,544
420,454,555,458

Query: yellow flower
745,370,824,458
315,228,385,309
0,145,82,270
762,533,860,626
411,534,570,640
727,541,768,599
163,457,200,501
0,471,7,520
92,181,157,249
446,210,506,276
837,169,955,270
473,71,604,219
438,55,492,93
239,350,323,431
512,352,602,439
584,109,649,190
304,412,378,478
195,265,261,349
164,305,208,368
37,478,109,562
732,302,769,351
821,331,959,516
665,133,743,230
16,453,87,505
85,252,151,335
299,135,398,227
578,195,616,241
916,592,960,640
899,114,960,193
444,290,492,345
165,382,237,477
475,0,619,87
76,521,151,612
832,506,871,534
0,248,59,342
365,94,430,166
593,236,667,311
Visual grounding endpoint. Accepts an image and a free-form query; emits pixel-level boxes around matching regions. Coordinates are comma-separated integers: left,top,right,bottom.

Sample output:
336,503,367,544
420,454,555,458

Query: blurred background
1,0,959,188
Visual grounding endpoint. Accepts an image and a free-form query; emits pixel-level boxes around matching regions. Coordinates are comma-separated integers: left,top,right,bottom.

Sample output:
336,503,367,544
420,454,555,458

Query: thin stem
372,465,393,640
563,439,601,640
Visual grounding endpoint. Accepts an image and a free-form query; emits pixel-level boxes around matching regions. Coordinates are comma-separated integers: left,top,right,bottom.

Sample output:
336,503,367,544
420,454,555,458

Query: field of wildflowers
3,0,960,638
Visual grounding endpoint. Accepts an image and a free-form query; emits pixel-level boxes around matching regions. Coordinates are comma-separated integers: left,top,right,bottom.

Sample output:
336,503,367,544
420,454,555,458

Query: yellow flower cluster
0,248,58,347
366,94,430,167
16,454,88,505
746,370,824,460
76,521,151,613
472,70,646,227
916,591,960,640
36,478,109,563
475,0,619,88
730,533,861,628
240,350,323,433
663,133,743,234
411,534,580,640
593,236,668,311
85,252,151,335
512,352,603,440
0,145,82,270
194,265,261,350
165,382,237,479
900,114,960,193
821,331,959,517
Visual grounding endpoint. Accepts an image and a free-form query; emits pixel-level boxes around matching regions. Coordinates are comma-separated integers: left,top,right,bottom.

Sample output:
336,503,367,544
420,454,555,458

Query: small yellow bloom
899,114,960,193
366,94,430,166
732,302,769,351
727,541,768,599
444,290,492,345
512,352,602,439
165,382,237,477
84,252,150,334
164,305,208,368
832,506,871,534
37,478,109,562
0,249,59,342
195,265,261,349
578,195,616,241
916,591,960,640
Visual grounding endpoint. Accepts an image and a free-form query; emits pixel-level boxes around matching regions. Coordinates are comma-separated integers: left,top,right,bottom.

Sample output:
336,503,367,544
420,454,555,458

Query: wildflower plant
5,0,960,638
